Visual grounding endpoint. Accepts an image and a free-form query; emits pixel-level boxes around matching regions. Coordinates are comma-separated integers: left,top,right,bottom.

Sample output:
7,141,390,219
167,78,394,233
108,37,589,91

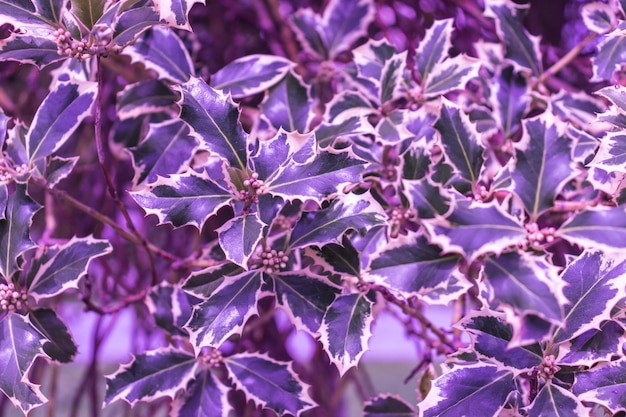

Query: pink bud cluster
259,248,289,274
388,206,416,238
537,354,559,380
201,349,223,368
525,223,556,247
0,282,27,311
53,28,89,59
473,185,490,202
239,172,266,206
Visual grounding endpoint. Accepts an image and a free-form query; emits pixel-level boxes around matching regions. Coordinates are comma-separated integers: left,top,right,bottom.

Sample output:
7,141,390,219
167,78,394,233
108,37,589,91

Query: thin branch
539,32,599,84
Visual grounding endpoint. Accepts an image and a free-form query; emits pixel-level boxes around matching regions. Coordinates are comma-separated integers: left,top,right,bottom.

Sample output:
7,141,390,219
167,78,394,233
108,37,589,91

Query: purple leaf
418,364,515,417
179,77,248,170
0,34,64,68
326,90,375,122
211,54,295,99
272,270,340,333
146,283,192,337
352,39,399,102
0,184,39,279
592,21,626,81
290,8,326,59
104,348,197,407
559,320,624,366
125,26,194,83
0,313,46,414
493,66,528,138
117,79,179,120
185,269,263,351
596,85,626,113
315,115,371,148
321,0,374,59
582,2,616,34
557,207,626,251
552,90,605,127
131,169,232,229
44,156,78,188
405,178,451,218
224,352,315,416
289,192,385,249
527,383,587,417
434,101,484,184
251,129,316,181
364,394,416,417
260,71,313,133
510,115,575,219
482,252,563,323
171,370,231,417
129,119,198,185
415,19,453,83
423,199,526,262
112,5,160,47
553,251,626,343
27,80,97,163
368,232,459,296
28,308,77,363
0,0,63,27
422,55,480,98
25,236,112,302
152,0,202,29
217,213,265,268
321,292,374,376
573,357,626,413
589,131,626,171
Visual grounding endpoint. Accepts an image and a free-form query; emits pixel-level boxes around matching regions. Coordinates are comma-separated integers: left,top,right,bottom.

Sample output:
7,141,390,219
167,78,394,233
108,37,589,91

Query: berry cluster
53,28,90,59
258,248,289,274
537,354,560,381
473,185,491,202
388,206,416,238
0,163,29,183
0,282,27,312
201,348,223,368
525,223,556,247
238,172,266,206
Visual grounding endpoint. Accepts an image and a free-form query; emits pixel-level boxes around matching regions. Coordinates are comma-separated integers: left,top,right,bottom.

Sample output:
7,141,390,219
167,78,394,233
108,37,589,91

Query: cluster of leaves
1,0,626,415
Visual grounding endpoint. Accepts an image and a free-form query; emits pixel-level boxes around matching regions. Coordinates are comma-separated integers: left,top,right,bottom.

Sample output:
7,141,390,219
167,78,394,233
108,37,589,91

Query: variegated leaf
130,119,198,185
510,115,575,219
321,292,374,376
0,313,47,414
315,115,371,148
104,348,197,407
250,129,315,181
573,357,626,413
131,168,232,229
352,39,398,101
260,71,312,133
418,364,515,417
321,0,374,59
182,262,242,298
415,19,453,83
185,269,264,351
404,178,451,218
25,236,112,302
111,4,160,47
70,0,107,29
125,26,194,83
559,320,624,367
224,352,315,416
152,0,202,29
493,66,528,138
423,199,526,262
589,131,626,171
44,156,78,188
179,76,248,170
460,311,543,370
0,184,39,279
170,370,231,417
217,213,265,268
364,394,416,417
290,7,326,59
596,84,626,112
0,0,64,27
0,33,64,68
422,54,480,98
434,101,484,184
557,207,626,251
146,283,192,336
368,232,459,296
527,383,587,417
289,192,385,249
582,2,617,34
117,79,179,120
552,90,606,127
552,251,626,343
487,0,542,75
325,90,375,122
26,80,97,164
272,270,340,333
482,252,563,323
28,308,77,363
211,54,295,99
592,21,626,82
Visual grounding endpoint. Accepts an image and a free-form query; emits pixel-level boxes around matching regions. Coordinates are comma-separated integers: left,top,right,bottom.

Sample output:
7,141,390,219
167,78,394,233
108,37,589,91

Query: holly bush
1,0,626,416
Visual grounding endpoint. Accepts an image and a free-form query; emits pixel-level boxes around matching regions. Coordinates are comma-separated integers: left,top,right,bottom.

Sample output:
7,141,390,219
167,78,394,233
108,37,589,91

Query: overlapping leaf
404,178,451,218
573,357,626,413
592,21,626,81
421,55,480,98
320,292,374,376
0,34,64,68
589,131,626,172
0,313,46,414
111,4,160,47
321,0,374,59
28,308,77,363
552,251,626,343
364,394,416,417
559,320,624,366
224,352,315,416
104,348,197,407
70,0,106,29
147,283,193,336
152,0,202,29
557,207,626,251
44,156,78,188
0,0,64,27
185,269,264,351
415,19,453,84
170,370,230,417
261,71,312,133
492,66,528,138
211,54,295,98
527,384,587,417
217,213,265,268
117,80,179,121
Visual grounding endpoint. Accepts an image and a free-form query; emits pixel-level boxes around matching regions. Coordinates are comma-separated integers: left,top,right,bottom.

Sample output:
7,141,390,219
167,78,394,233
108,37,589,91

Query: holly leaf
404,178,451,218
557,207,626,251
434,100,484,185
0,184,39,279
131,168,232,229
111,4,160,47
28,308,77,363
421,55,480,98
364,394,416,417
415,19,453,83
260,71,312,133
0,313,47,414
559,320,624,366
482,252,563,323
0,34,64,68
44,156,78,188
573,357,626,414
582,2,616,34
117,79,178,121
589,131,626,172
217,213,265,268
130,119,198,185
70,0,107,29
290,8,326,59
184,269,264,351
322,0,374,59
211,54,295,99
179,76,248,170
146,283,192,336
224,352,315,416
493,66,528,138
423,199,526,262
27,80,97,164
271,270,340,333
320,292,374,376
289,192,385,249
527,383,587,417
510,115,575,219
125,26,194,83
152,0,202,29
418,364,515,417
368,232,459,296
170,370,231,417
182,262,242,299
104,348,197,407
552,251,626,343
592,21,626,81
0,0,64,27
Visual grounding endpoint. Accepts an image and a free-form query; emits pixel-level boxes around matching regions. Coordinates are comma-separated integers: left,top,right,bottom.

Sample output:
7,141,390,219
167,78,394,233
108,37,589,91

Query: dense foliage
1,0,626,415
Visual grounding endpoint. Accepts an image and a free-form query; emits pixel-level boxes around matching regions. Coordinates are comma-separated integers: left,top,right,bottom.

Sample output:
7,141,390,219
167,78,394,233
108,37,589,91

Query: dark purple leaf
421,55,480,98
493,66,528,138
28,308,77,363
557,207,626,250
560,320,624,366
573,357,626,413
326,91,375,122
315,115,371,148
251,130,315,181
44,156,78,188
589,131,626,171
582,2,616,34
364,394,416,417
171,370,230,417
593,21,626,81
146,283,192,336
112,5,160,47
527,383,587,417
0,0,62,27
182,262,242,298
321,0,374,59
0,34,64,68
405,178,451,218
290,7,326,59
261,71,312,133
117,79,179,120
415,19,452,83
217,213,265,268
70,0,105,28
153,0,202,29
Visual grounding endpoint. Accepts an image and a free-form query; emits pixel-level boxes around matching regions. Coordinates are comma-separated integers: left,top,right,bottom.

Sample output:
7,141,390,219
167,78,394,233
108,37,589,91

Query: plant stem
539,32,599,84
